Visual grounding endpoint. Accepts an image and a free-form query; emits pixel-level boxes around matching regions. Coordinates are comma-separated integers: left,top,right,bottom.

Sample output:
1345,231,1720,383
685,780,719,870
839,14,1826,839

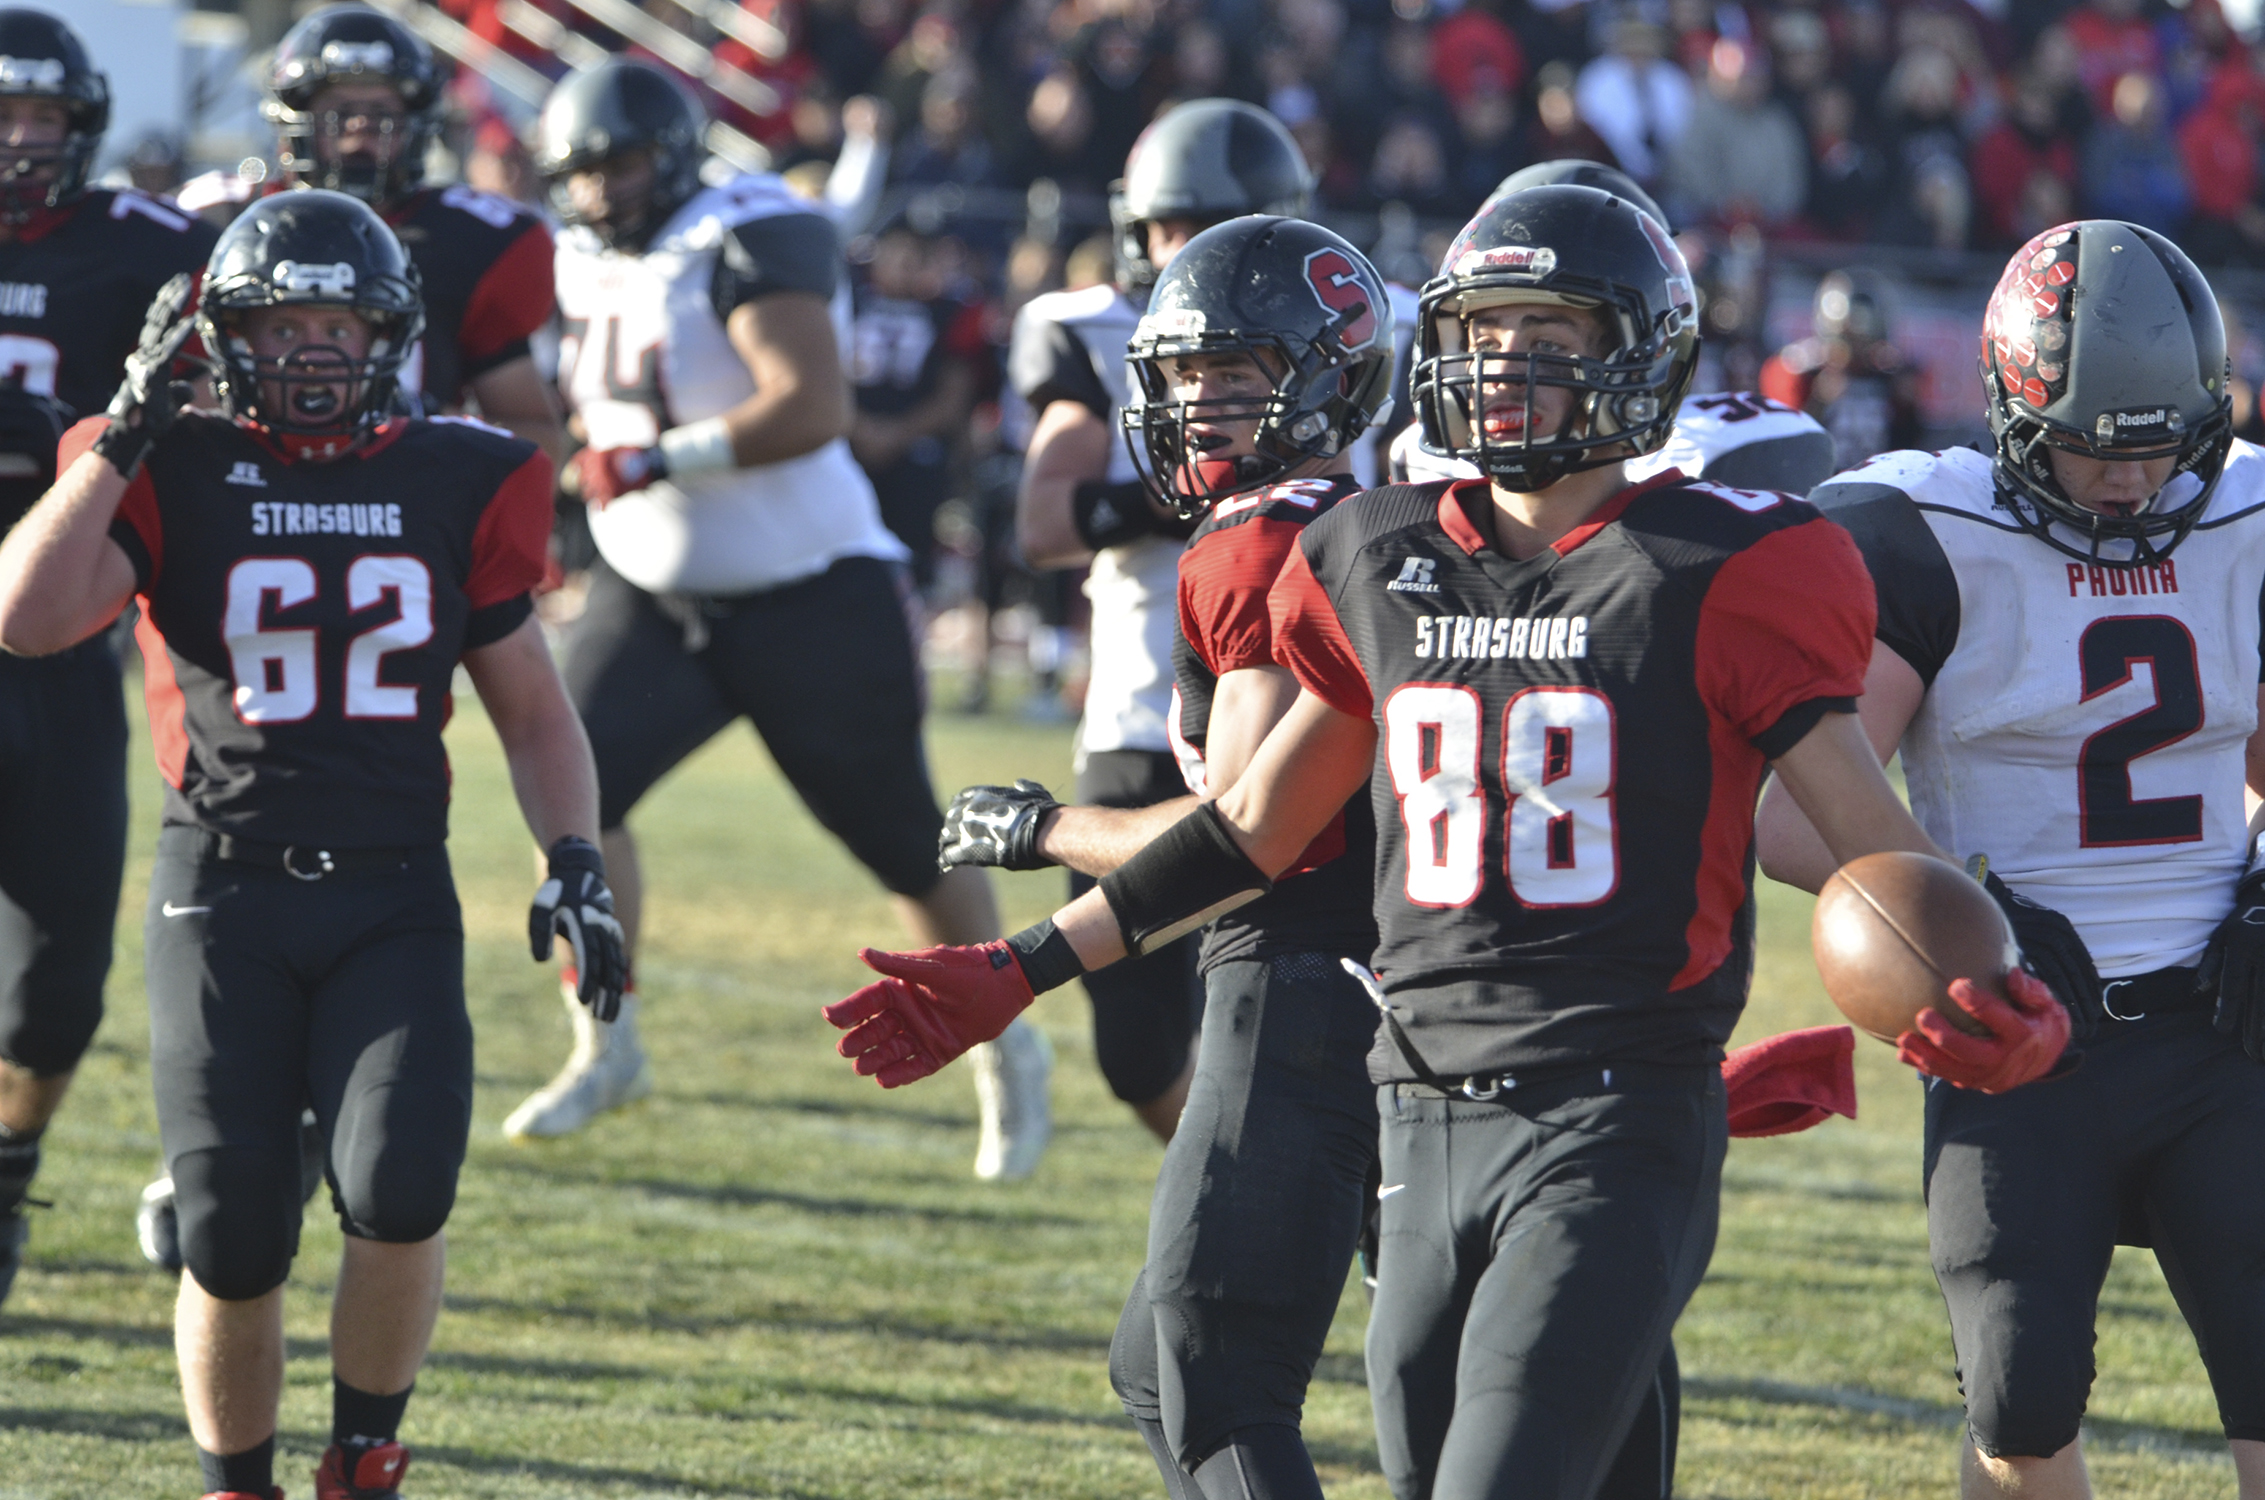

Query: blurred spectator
1803,83,1888,241
1167,20,1232,100
1066,3,1164,180
894,64,1004,189
1063,232,1115,290
1760,269,1924,468
123,131,185,198
848,220,991,586
464,117,540,205
1575,10,1692,186
1012,65,1112,191
1521,61,1619,167
2063,0,2160,117
873,6,965,127
1873,45,1975,249
1431,1,1526,111
1367,113,1459,216
1449,73,1524,211
1667,38,1806,228
1770,10,1834,102
2179,61,2265,265
2082,70,2193,235
1970,67,2082,250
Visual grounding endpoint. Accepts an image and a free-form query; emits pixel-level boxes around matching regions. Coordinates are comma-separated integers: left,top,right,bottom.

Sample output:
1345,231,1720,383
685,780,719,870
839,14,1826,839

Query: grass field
0,685,2243,1497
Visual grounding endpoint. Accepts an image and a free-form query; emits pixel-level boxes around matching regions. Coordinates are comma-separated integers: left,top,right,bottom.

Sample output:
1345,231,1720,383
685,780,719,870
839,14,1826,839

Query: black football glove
1979,867,2106,1037
529,835,628,1022
2200,864,2265,1061
91,272,198,478
938,780,1061,872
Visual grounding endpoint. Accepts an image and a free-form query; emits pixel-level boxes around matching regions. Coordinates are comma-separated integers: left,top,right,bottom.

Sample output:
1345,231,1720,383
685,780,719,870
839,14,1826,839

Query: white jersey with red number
1815,442,2265,976
554,174,904,595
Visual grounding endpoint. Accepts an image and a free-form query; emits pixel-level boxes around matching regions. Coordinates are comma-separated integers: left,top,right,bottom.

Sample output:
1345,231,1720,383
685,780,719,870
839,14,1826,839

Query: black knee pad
331,1154,458,1245
0,942,107,1077
173,1146,301,1301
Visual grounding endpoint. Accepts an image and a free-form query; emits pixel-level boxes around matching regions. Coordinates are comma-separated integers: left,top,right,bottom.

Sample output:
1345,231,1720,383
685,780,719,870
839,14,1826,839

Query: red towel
1722,1025,1857,1139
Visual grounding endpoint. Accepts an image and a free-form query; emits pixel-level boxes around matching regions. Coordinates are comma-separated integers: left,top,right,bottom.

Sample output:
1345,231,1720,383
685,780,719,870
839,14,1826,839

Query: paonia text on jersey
1818,443,2265,977
73,412,552,848
1268,473,1875,1078
1169,473,1376,971
554,173,903,596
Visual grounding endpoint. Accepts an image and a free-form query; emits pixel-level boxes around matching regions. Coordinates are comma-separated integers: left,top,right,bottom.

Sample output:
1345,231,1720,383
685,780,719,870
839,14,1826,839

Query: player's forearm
465,619,602,849
469,357,568,473
1753,775,1839,894
1016,467,1092,569
716,376,849,467
1770,711,1948,880
1037,796,1197,878
0,452,134,656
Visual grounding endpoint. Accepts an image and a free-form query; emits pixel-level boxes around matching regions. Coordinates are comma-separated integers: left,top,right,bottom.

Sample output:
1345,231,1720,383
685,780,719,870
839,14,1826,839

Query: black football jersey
1171,473,1378,971
1269,473,1875,1078
383,184,555,411
75,412,552,849
0,188,216,524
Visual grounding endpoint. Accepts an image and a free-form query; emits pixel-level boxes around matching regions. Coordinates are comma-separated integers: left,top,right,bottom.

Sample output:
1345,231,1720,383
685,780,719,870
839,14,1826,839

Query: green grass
0,689,2240,1496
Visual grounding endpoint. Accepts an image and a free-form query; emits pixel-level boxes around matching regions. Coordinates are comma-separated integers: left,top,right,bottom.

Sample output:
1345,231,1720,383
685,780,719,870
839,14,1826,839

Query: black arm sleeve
1809,481,1961,685
709,213,842,322
1008,317,1111,418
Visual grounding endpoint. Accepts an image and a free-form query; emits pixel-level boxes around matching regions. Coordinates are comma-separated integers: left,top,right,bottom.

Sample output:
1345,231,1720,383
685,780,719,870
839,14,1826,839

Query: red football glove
1722,1025,1856,1138
574,445,666,507
1895,969,2072,1094
822,941,1035,1088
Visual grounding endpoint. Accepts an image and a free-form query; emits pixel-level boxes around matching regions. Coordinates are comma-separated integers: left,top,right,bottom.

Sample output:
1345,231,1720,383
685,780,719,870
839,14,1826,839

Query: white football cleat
503,986,652,1140
970,1018,1052,1181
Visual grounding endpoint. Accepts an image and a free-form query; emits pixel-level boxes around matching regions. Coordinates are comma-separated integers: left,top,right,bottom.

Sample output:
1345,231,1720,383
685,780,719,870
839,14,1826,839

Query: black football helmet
0,9,107,224
1109,99,1311,294
199,189,423,454
265,5,442,208
1490,159,1666,230
1983,220,2232,566
1123,216,1395,517
535,60,707,251
1410,184,1698,491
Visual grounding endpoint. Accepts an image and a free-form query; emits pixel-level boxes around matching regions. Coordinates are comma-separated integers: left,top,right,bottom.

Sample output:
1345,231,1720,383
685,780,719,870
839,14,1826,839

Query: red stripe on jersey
1435,469,1690,559
133,608,189,788
1268,539,1372,719
61,416,163,579
458,219,557,366
1179,515,1309,676
465,450,555,610
1675,516,1876,987
1552,469,1688,557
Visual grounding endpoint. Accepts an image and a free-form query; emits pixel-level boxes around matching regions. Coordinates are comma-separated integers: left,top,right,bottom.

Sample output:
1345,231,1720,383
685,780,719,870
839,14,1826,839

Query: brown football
1812,852,2012,1043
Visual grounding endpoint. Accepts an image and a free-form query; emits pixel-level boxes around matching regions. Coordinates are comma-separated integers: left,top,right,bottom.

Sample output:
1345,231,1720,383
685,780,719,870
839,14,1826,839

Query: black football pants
0,639,127,1077
1366,1065,1725,1500
145,829,472,1302
1071,750,1202,1106
1925,1007,2265,1455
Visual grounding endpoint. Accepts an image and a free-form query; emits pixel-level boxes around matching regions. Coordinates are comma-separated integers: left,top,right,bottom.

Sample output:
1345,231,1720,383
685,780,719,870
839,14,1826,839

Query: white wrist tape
657,416,736,477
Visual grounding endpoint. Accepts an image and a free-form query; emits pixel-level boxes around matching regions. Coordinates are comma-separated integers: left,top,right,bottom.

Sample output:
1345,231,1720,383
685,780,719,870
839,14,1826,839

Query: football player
1008,98,1311,1145
1756,224,2265,1500
0,191,623,1500
528,59,1051,1176
943,215,1395,1499
1389,161,1835,497
827,185,2074,1499
0,6,217,1305
138,0,565,1273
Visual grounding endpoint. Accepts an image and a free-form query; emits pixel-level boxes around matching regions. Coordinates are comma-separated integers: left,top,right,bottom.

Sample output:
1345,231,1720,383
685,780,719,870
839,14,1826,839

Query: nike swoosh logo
160,902,211,918
1377,1184,1406,1199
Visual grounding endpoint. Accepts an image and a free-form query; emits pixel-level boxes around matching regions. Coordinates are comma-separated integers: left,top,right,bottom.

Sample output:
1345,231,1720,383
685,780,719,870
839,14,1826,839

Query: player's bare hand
1896,970,2071,1093
530,835,628,1021
938,781,1061,871
574,444,666,507
2200,864,2265,1060
822,942,1036,1086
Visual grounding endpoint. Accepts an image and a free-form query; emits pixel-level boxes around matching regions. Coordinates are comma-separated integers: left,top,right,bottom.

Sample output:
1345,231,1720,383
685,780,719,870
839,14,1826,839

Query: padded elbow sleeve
1098,803,1272,957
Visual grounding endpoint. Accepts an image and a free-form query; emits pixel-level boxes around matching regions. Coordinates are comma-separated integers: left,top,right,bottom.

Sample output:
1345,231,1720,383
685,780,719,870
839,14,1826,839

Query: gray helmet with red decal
1122,215,1395,517
1983,220,2232,566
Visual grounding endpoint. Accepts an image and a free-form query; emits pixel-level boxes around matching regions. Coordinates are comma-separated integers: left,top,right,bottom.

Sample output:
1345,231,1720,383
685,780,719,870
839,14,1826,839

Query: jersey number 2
225,557,435,724
1384,685,1619,907
2077,615,2204,846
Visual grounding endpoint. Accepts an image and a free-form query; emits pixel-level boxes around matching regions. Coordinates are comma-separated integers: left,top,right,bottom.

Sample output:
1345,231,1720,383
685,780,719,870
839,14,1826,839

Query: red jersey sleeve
458,218,556,373
464,449,554,633
1267,537,1372,719
63,416,162,588
1694,515,1876,754
1180,517,1309,677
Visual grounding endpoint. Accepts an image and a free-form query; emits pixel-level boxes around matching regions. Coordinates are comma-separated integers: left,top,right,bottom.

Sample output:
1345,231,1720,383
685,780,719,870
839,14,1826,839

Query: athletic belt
193,831,429,881
1392,1060,1710,1104
2099,964,2204,1022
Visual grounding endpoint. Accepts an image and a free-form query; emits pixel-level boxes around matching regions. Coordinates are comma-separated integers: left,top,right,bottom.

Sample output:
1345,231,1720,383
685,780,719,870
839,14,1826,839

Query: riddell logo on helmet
273,261,358,295
0,56,64,89
2110,409,2172,428
1454,245,1557,279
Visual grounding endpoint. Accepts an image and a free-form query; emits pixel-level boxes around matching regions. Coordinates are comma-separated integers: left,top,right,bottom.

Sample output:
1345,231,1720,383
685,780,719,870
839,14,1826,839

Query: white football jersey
1387,390,1834,494
1007,282,1180,758
554,174,906,595
1816,443,2265,976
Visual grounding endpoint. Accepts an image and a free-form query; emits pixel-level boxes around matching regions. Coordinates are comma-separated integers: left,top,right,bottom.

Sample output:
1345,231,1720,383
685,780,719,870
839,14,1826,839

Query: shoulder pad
1819,447,1995,519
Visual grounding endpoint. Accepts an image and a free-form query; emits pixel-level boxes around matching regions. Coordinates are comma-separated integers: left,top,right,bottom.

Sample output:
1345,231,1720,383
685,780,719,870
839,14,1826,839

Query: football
1811,852,2013,1043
